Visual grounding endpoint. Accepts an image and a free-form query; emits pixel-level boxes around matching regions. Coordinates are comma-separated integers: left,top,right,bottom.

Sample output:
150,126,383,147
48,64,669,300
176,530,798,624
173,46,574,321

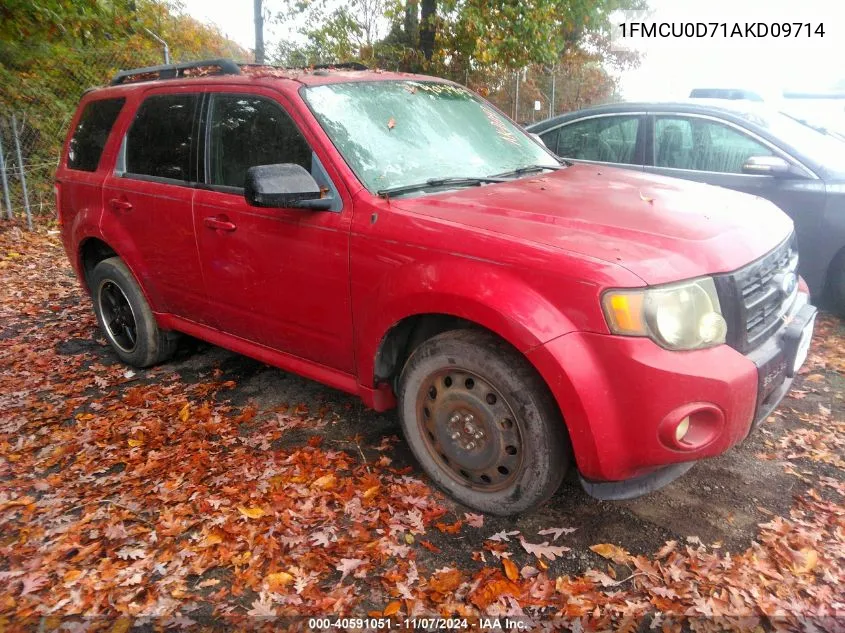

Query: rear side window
67,98,125,171
207,95,312,188
126,94,199,181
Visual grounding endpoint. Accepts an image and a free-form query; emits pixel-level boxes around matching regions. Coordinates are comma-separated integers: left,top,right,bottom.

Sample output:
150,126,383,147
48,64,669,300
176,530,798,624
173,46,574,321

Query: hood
392,164,794,285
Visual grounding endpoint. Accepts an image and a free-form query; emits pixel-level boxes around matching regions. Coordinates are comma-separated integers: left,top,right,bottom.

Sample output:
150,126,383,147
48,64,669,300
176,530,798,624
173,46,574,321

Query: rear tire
90,257,177,368
397,329,570,515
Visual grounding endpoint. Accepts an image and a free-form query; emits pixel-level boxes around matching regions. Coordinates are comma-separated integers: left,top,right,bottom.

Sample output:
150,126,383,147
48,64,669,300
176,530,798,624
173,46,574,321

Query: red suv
57,59,817,515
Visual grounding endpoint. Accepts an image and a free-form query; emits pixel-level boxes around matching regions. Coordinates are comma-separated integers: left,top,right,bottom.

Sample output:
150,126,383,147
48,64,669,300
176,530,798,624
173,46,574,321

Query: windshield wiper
491,164,564,178
377,176,506,198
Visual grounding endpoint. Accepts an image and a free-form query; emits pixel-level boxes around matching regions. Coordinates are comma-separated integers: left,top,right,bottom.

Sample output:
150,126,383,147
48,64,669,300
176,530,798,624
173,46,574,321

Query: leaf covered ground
0,224,843,631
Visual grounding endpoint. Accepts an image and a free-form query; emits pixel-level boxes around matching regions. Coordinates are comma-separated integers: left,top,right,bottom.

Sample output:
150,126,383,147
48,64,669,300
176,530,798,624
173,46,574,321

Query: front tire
90,257,177,368
828,252,845,316
398,329,570,515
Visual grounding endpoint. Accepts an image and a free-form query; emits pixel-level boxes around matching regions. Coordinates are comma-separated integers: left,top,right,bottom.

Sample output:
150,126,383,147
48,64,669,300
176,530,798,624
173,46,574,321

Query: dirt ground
1,224,843,631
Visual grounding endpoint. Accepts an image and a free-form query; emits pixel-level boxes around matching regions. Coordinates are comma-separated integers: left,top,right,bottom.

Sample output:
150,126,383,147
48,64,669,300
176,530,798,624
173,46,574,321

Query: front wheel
828,252,845,316
90,257,177,368
398,329,570,515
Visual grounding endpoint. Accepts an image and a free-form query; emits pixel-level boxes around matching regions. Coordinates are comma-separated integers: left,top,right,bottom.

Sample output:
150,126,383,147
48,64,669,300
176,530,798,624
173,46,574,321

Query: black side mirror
244,164,332,209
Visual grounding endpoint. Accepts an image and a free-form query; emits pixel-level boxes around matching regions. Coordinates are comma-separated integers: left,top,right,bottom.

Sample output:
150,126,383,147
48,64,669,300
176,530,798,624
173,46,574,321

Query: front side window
207,95,312,189
654,116,772,173
556,116,640,165
303,81,557,192
67,98,125,171
125,94,199,181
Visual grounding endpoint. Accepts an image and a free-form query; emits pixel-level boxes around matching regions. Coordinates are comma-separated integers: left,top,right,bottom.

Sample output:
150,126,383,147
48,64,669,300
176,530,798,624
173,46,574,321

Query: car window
555,116,640,165
207,95,313,189
654,116,772,173
125,94,198,181
67,98,125,172
539,128,561,154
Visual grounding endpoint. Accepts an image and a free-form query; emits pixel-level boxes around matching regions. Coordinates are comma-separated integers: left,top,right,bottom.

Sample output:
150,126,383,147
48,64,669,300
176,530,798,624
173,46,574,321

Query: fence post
0,125,12,220
11,115,33,231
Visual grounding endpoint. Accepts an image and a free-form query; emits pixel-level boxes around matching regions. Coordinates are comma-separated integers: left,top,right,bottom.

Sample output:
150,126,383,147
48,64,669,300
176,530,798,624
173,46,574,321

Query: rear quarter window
67,98,125,172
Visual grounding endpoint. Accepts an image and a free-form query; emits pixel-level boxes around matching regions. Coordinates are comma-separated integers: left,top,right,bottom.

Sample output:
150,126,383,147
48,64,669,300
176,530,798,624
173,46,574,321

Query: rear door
193,87,354,372
537,113,646,172
644,112,826,264
101,90,209,321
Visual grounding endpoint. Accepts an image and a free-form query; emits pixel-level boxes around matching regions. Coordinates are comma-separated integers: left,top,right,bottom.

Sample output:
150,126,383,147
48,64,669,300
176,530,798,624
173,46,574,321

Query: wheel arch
78,237,119,293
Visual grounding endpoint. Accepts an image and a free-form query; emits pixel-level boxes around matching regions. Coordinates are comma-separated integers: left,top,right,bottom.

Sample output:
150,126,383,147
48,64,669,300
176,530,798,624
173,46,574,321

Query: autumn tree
274,0,643,113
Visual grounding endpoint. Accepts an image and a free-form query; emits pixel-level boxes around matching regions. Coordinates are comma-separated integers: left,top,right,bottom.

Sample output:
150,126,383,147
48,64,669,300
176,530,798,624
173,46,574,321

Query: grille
717,234,799,354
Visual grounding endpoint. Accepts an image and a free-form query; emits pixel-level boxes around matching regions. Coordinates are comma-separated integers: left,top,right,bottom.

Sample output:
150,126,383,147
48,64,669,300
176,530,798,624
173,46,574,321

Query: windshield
731,106,845,173
303,81,559,193
781,110,845,142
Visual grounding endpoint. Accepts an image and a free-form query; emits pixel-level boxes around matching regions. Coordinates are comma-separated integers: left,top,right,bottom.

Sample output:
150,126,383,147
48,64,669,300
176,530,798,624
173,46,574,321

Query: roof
98,58,440,93
525,99,779,132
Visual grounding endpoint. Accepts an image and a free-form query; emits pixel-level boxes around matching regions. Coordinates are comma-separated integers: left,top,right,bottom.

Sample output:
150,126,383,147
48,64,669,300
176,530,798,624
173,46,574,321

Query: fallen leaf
656,540,678,559
792,548,818,574
237,505,266,519
589,543,631,564
178,403,190,422
585,569,618,587
520,537,569,561
488,530,520,542
387,117,396,129
538,527,576,541
266,571,294,588
429,568,461,593
311,474,336,490
502,558,519,581
201,532,223,547
336,558,364,581
383,600,402,616
469,578,520,610
62,570,82,584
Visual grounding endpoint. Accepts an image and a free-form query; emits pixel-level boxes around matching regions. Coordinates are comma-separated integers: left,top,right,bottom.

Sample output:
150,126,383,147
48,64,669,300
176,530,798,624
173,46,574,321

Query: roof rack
110,58,241,86
239,61,369,72
312,62,368,71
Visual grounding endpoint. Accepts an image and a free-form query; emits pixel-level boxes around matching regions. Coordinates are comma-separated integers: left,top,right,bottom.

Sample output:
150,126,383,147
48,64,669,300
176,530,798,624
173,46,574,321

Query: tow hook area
579,462,696,501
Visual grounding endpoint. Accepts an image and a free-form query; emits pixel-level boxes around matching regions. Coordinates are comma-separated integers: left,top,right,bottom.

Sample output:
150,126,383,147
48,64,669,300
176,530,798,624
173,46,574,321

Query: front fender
355,257,579,388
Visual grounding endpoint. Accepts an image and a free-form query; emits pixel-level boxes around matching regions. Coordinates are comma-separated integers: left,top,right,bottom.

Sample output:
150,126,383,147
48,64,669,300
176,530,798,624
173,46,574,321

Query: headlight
602,277,727,350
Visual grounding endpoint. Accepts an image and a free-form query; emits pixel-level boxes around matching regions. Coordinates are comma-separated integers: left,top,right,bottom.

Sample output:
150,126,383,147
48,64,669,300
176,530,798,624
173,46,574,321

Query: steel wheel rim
97,280,138,353
415,368,524,491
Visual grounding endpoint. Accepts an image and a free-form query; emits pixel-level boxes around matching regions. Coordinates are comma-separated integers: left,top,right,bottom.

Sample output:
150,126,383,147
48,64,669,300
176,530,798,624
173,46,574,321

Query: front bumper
527,292,816,494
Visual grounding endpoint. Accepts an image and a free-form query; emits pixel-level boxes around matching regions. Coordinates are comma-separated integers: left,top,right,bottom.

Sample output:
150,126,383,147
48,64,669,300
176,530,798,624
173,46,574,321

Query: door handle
109,198,133,212
203,216,237,232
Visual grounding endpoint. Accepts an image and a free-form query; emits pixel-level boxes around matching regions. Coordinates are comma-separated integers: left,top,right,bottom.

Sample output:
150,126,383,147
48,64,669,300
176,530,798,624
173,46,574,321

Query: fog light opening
675,416,691,443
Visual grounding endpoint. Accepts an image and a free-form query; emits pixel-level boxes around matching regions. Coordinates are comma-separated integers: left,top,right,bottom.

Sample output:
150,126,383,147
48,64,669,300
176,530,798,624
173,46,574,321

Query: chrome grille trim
715,233,799,354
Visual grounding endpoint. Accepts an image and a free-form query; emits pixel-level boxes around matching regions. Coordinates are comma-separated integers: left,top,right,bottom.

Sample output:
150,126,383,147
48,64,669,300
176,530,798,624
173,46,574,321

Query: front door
193,89,354,372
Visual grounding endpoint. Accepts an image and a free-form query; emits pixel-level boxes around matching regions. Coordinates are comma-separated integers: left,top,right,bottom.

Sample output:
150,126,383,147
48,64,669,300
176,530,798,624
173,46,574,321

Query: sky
179,0,845,100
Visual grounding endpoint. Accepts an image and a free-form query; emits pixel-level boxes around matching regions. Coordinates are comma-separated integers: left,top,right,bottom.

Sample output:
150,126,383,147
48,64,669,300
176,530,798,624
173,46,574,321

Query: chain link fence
0,42,250,229
1,46,165,229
